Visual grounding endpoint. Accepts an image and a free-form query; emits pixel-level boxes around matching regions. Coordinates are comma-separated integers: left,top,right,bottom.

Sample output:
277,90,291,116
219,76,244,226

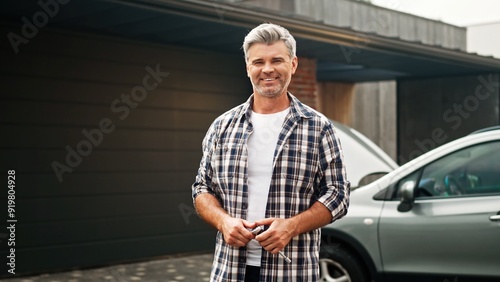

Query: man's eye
253,61,263,65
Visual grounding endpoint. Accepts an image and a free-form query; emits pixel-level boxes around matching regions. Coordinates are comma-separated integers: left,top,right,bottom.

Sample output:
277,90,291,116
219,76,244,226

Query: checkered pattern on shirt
192,93,350,282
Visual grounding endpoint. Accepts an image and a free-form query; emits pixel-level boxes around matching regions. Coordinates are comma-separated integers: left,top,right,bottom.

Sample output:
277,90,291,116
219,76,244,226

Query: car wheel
319,244,368,282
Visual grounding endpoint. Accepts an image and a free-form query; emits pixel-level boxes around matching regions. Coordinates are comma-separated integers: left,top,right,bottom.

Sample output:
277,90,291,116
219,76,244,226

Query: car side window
415,141,500,198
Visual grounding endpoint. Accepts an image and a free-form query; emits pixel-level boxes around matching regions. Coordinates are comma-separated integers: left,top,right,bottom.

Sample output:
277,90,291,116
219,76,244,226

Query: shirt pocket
270,141,319,217
212,141,246,195
280,143,318,192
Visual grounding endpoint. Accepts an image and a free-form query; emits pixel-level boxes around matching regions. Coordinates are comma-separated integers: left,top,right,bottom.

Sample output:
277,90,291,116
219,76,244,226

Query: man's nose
262,61,274,73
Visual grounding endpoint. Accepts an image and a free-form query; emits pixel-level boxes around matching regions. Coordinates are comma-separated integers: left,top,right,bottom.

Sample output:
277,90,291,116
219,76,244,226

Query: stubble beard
253,77,291,98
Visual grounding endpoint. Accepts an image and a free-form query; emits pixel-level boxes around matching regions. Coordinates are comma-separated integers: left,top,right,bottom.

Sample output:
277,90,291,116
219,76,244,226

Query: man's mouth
261,77,278,81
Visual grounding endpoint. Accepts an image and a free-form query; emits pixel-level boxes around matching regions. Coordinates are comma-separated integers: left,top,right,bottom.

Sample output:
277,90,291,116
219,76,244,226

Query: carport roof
2,0,500,82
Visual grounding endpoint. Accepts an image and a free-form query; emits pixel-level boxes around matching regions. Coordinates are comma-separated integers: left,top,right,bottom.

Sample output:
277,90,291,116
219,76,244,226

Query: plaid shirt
192,93,350,281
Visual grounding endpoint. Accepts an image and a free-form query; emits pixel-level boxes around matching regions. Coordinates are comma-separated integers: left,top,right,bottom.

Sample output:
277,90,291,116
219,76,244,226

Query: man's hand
253,202,333,254
221,218,256,247
194,193,257,247
254,217,297,254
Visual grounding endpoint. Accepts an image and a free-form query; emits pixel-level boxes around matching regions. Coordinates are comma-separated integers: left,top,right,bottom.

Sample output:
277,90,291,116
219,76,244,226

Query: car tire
319,244,369,282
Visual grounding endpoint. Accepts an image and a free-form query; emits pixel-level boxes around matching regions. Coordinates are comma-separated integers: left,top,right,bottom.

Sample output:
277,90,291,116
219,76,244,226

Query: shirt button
239,257,245,263
242,203,247,209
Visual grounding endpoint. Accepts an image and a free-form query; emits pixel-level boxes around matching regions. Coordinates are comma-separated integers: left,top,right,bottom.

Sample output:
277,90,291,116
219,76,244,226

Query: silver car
320,127,500,282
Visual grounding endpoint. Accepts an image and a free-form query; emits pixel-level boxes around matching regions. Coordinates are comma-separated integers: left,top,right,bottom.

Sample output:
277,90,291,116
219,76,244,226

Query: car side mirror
397,180,415,212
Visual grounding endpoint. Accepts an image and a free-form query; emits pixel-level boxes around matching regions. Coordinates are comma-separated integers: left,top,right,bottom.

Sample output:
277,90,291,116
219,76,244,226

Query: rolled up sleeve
315,123,350,222
192,120,218,202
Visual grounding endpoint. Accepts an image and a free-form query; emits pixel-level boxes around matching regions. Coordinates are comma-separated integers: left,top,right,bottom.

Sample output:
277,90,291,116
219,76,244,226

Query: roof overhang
2,0,500,82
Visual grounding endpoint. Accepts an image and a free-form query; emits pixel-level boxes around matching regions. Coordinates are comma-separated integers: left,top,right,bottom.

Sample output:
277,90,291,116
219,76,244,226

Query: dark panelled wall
0,26,250,276
397,73,500,164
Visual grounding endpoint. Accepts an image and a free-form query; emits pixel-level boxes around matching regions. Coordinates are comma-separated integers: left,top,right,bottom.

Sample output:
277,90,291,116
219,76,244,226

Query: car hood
331,120,399,188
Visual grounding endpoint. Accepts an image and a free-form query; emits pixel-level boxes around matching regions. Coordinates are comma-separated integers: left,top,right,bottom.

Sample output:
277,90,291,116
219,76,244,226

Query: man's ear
291,56,298,75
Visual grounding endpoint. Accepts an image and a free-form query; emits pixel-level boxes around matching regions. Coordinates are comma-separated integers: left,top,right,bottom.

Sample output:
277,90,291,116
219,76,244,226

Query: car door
378,141,500,277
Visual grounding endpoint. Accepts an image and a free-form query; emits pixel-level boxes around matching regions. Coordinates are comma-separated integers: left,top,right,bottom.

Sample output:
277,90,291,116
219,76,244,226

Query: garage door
0,26,251,276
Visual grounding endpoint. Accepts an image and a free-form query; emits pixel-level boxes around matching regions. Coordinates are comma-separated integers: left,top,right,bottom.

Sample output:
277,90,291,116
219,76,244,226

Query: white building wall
467,21,500,59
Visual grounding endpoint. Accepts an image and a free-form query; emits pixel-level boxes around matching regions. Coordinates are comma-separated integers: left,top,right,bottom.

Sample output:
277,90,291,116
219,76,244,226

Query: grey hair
242,23,296,61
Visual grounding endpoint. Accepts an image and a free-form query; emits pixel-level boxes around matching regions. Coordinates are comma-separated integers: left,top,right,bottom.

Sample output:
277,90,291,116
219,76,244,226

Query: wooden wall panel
316,80,397,161
352,80,397,161
317,81,355,125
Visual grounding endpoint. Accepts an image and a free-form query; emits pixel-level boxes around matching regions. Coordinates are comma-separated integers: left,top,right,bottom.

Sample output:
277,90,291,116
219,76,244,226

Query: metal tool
250,226,292,263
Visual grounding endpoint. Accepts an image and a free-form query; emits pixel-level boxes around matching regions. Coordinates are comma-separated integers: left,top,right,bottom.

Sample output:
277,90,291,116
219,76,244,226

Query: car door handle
490,215,500,222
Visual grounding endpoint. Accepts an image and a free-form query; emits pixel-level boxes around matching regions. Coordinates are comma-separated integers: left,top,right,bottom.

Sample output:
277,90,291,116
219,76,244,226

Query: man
192,23,349,281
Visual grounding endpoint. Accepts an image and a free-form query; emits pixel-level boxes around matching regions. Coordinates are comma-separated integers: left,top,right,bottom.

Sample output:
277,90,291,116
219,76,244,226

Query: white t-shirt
246,107,289,266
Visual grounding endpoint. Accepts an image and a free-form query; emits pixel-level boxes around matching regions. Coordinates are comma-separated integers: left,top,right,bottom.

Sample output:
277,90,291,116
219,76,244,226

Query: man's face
246,41,298,98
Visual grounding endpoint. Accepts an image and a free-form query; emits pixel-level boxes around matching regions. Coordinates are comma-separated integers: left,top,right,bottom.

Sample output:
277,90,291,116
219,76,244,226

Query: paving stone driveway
2,253,214,282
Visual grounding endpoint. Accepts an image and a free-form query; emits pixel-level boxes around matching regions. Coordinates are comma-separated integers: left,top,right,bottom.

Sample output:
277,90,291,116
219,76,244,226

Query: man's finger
255,227,273,242
226,233,250,247
255,217,275,226
242,220,257,229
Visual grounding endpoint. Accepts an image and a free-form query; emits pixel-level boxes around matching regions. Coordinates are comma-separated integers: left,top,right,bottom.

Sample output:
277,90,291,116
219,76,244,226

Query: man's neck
252,92,290,114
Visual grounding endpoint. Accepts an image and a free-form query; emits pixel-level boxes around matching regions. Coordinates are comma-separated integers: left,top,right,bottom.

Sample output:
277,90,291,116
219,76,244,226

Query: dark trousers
245,265,261,282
